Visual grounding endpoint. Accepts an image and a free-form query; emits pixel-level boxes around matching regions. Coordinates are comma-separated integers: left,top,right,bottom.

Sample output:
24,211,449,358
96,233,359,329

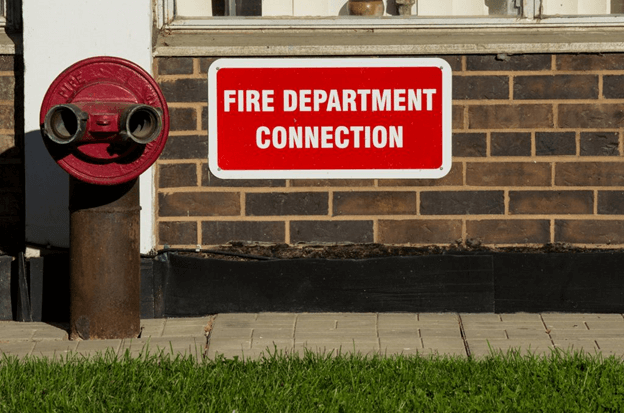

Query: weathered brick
0,76,14,100
160,78,208,102
453,105,464,130
556,162,624,186
378,163,463,187
246,192,328,216
202,221,285,244
291,180,373,187
159,135,207,160
169,107,197,131
466,219,550,244
333,191,416,215
0,56,13,71
509,191,593,214
0,106,14,129
378,219,461,244
420,191,504,215
602,75,624,99
514,75,598,100
466,163,551,186
598,191,624,214
201,106,208,130
555,220,624,244
466,54,551,71
199,58,218,74
202,164,285,187
0,135,19,159
159,221,197,245
159,163,197,188
580,132,619,156
290,220,373,243
453,133,486,157
453,76,509,100
0,191,21,216
157,58,194,75
469,105,553,129
491,132,531,157
158,192,240,217
556,54,624,71
535,132,576,156
559,104,624,129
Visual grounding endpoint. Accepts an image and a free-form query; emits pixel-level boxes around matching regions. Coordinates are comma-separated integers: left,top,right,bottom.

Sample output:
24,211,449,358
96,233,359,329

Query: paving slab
0,341,34,358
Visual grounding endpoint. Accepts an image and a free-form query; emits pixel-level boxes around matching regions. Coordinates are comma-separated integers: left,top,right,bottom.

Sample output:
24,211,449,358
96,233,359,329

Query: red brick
291,179,373,187
509,191,593,214
290,220,373,243
0,56,14,71
490,132,531,157
160,135,207,160
202,164,285,187
159,78,207,102
453,76,509,100
466,220,550,244
535,132,576,156
598,191,624,214
556,162,624,186
0,191,21,216
467,54,551,71
158,192,240,217
513,75,598,100
559,104,624,129
169,107,197,131
556,220,624,244
602,75,624,99
202,221,285,244
378,163,463,187
378,219,462,244
158,164,197,188
556,54,624,71
0,76,14,101
453,133,486,157
453,105,464,130
580,132,619,156
159,221,197,245
333,191,416,215
246,192,328,216
157,58,194,75
199,58,218,74
0,164,21,189
469,104,553,129
466,163,551,187
0,106,14,129
420,191,504,215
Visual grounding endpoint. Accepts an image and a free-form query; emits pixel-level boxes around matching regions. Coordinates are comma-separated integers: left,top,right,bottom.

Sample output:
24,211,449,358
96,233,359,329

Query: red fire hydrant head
40,56,170,185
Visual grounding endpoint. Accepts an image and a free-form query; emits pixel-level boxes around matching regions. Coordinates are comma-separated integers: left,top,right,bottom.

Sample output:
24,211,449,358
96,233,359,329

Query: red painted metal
40,56,169,185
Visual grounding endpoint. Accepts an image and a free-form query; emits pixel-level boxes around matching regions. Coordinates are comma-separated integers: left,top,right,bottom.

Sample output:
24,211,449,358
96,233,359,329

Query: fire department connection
223,88,437,150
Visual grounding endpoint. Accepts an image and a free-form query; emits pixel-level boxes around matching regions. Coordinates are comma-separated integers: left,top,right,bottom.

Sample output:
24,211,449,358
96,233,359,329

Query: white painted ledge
154,27,624,56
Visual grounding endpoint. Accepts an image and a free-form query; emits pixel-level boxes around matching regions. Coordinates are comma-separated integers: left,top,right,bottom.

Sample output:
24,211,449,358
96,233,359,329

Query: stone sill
0,31,17,55
154,26,624,57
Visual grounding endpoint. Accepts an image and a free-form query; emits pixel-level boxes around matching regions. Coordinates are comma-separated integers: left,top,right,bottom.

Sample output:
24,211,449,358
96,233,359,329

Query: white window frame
157,0,624,30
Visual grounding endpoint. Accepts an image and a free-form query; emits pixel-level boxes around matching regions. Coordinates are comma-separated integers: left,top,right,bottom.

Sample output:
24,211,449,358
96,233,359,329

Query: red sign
208,58,451,179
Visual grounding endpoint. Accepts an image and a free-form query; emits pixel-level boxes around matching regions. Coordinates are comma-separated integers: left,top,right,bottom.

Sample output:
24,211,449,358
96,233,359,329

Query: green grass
1,347,624,412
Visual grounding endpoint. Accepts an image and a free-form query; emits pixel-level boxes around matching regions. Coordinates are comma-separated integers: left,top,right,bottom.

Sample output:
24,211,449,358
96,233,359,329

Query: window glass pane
542,0,623,15
175,0,522,17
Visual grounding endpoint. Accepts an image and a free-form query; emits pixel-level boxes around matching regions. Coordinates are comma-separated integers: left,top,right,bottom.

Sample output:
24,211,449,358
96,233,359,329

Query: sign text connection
208,58,452,179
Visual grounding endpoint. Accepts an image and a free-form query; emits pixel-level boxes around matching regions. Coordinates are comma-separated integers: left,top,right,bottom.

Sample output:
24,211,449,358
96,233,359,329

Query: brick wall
155,53,624,248
0,55,22,255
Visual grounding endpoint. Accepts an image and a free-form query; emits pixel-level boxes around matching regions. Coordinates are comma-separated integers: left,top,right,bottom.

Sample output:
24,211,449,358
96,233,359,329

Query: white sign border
208,57,452,180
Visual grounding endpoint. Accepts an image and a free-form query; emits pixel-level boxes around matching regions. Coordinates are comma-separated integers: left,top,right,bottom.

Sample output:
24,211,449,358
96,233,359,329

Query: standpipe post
68,177,141,340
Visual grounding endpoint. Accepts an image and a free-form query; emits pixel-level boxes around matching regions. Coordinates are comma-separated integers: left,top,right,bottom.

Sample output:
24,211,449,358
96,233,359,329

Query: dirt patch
171,242,624,262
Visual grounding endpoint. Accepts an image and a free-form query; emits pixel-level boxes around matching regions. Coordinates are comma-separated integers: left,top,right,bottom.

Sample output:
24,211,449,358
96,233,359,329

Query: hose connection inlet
120,104,163,145
43,104,88,145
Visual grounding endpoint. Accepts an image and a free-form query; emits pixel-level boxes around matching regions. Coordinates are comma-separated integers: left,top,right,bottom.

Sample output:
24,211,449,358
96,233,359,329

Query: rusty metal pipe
69,177,141,340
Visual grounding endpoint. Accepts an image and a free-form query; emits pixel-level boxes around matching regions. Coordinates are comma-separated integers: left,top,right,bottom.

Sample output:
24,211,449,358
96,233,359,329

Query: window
161,0,624,28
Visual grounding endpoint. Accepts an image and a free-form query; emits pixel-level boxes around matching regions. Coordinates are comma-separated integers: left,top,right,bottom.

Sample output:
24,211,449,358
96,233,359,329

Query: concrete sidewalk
2,313,624,361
